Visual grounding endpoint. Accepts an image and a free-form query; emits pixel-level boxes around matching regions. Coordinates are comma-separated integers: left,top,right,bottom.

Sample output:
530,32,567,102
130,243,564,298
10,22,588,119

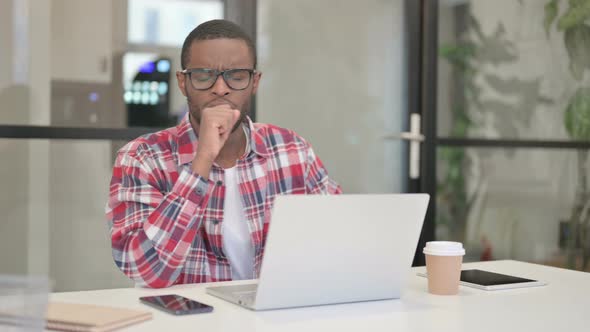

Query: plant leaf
564,24,590,79
439,43,476,71
558,0,590,31
569,0,586,7
564,88,590,140
544,0,559,37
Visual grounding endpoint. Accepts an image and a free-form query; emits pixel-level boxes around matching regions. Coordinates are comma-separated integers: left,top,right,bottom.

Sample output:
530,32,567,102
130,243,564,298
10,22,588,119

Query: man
106,20,341,288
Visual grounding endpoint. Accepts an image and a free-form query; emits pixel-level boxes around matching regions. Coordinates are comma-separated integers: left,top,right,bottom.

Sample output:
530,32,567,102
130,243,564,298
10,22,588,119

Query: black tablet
459,269,546,290
417,269,547,291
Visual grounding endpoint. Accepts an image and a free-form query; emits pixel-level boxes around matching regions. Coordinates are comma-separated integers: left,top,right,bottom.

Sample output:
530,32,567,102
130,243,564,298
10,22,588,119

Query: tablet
417,269,547,291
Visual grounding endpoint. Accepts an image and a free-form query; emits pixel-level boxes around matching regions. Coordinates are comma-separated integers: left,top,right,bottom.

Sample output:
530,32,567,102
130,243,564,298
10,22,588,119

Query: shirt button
196,188,204,195
216,180,223,186
212,219,220,225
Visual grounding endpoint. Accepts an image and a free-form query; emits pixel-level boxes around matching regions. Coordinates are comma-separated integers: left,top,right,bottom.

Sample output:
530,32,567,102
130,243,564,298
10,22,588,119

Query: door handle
381,113,423,179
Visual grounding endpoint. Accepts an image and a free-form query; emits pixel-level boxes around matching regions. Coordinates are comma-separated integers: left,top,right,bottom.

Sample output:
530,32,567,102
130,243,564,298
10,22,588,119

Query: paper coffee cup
423,241,465,295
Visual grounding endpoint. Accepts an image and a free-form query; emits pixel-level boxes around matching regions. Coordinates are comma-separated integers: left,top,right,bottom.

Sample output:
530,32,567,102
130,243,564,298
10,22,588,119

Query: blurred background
0,0,588,292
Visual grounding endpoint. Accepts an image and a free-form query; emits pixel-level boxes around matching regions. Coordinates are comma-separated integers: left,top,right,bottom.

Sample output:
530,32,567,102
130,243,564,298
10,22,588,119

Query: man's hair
181,19,256,69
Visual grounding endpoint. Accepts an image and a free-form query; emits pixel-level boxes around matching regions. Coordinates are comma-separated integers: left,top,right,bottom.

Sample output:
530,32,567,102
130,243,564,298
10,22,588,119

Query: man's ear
176,71,187,97
251,71,262,95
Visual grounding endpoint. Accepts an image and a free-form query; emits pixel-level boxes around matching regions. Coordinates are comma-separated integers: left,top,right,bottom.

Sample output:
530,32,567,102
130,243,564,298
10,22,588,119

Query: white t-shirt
221,127,254,280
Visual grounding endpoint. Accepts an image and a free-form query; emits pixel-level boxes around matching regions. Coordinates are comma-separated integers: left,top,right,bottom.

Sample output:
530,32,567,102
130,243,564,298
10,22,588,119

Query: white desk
49,260,590,332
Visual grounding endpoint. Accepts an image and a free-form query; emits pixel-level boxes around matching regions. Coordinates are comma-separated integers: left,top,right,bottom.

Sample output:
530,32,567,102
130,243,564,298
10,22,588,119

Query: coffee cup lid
423,241,465,256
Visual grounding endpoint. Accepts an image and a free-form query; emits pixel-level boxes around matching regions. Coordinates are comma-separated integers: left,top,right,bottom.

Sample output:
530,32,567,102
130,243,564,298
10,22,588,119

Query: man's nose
211,75,231,96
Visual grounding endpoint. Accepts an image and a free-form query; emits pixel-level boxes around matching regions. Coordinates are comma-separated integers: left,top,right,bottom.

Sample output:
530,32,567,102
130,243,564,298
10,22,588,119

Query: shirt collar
177,113,270,166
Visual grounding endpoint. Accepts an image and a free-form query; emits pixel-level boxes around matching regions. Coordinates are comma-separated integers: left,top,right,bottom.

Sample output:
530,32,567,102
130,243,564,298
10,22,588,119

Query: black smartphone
139,294,214,315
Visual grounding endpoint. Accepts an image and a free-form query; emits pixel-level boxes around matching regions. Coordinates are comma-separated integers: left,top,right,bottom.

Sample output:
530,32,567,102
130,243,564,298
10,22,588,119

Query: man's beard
187,95,250,133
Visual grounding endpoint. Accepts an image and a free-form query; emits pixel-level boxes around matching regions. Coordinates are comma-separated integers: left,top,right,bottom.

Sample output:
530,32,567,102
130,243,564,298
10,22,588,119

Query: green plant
437,42,477,243
544,0,590,270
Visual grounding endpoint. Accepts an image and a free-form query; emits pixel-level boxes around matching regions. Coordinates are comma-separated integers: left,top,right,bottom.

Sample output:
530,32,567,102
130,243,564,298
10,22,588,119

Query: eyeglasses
181,68,256,91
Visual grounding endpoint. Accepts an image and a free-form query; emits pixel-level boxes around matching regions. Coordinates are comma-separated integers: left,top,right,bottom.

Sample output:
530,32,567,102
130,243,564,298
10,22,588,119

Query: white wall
257,0,407,194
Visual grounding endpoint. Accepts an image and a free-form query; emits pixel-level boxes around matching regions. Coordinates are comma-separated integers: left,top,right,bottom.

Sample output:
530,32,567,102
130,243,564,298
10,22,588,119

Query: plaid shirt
106,115,341,288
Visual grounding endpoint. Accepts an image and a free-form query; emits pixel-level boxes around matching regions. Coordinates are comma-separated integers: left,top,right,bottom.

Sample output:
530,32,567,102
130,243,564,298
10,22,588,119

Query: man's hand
191,105,241,179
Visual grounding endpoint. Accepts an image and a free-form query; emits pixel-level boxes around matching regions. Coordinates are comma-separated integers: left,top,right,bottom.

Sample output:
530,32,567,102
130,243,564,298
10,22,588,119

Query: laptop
206,194,429,310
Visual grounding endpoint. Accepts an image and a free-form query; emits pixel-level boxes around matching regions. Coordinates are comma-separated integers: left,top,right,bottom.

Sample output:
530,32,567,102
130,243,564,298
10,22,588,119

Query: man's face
176,38,261,130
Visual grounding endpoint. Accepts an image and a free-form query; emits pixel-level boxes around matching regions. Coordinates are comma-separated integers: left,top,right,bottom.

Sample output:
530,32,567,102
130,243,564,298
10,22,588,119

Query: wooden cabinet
51,0,112,83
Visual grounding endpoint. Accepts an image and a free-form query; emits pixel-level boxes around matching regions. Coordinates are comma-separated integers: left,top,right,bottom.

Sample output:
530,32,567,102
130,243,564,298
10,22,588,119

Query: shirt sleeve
303,143,342,195
105,147,214,288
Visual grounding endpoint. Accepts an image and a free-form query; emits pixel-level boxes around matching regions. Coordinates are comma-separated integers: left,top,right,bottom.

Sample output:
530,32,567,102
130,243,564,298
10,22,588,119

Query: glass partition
436,0,590,272
0,139,133,291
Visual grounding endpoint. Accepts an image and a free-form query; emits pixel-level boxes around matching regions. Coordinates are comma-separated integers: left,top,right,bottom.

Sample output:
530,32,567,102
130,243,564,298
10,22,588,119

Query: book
45,302,152,332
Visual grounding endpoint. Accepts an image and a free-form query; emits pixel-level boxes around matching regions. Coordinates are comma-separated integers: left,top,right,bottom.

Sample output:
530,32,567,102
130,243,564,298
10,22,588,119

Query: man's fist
191,105,241,178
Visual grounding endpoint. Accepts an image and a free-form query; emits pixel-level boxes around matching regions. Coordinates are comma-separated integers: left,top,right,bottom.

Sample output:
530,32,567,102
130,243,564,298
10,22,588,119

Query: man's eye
228,72,249,81
194,74,213,82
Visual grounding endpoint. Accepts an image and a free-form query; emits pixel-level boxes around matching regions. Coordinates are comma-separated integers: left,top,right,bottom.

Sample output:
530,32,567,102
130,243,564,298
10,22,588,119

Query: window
127,0,224,47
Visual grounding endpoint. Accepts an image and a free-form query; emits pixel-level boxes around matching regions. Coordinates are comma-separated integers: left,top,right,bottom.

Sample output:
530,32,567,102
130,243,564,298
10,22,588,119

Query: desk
49,260,590,332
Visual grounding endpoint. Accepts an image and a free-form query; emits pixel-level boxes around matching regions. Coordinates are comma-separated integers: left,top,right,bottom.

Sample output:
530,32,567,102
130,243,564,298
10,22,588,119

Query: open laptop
206,194,429,310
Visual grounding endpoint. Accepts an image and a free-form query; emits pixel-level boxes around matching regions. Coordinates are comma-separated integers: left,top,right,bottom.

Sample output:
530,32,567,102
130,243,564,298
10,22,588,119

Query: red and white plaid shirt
106,115,341,288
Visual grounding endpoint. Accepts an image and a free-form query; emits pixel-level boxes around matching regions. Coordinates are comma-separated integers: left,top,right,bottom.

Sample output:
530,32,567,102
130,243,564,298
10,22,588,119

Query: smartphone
417,269,546,291
139,294,214,315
